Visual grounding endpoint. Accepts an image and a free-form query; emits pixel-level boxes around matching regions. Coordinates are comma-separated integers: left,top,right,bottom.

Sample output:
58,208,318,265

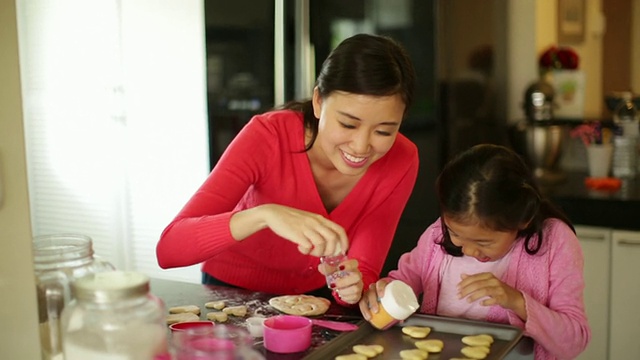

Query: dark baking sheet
305,314,524,360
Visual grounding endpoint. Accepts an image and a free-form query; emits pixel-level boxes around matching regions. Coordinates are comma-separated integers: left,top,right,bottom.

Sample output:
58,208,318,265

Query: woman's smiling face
311,88,406,176
443,215,519,262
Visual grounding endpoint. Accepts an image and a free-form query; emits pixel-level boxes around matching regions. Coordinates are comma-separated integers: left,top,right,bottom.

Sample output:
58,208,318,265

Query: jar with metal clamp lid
33,233,115,360
61,271,168,360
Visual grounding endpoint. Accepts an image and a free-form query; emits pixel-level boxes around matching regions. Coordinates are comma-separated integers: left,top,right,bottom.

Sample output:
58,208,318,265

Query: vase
586,144,613,178
549,70,586,119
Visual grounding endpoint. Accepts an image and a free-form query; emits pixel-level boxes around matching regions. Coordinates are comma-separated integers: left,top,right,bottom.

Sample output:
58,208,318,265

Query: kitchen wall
0,0,41,357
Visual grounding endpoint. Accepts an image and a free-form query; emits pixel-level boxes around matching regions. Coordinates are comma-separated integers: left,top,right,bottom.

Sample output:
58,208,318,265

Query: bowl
604,92,640,113
263,315,312,353
246,317,267,337
169,321,216,333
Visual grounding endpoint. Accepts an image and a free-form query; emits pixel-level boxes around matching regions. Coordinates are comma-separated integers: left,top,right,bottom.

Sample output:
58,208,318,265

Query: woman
156,33,419,306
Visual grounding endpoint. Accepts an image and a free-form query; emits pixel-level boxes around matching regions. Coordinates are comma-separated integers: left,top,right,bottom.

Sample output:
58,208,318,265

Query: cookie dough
166,312,200,325
461,345,491,359
168,305,200,315
335,354,367,360
352,344,384,357
462,334,494,347
414,339,444,353
204,300,226,310
206,311,228,322
222,305,247,317
268,295,331,316
401,326,432,339
399,348,428,360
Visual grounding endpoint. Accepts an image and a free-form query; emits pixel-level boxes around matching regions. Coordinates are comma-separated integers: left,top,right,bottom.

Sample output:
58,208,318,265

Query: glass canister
33,233,115,360
61,271,168,360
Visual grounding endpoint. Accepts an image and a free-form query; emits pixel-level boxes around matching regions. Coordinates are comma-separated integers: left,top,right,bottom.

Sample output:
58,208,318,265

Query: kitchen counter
150,277,361,359
150,278,533,359
542,171,640,230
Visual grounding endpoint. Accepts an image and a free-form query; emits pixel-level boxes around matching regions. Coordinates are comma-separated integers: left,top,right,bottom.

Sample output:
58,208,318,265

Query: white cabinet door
609,230,640,360
575,226,611,360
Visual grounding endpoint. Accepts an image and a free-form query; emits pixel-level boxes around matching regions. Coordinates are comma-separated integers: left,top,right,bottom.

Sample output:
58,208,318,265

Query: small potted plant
539,45,584,119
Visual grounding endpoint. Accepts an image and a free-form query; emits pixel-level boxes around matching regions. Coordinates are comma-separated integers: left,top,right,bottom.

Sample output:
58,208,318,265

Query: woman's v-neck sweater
157,110,419,296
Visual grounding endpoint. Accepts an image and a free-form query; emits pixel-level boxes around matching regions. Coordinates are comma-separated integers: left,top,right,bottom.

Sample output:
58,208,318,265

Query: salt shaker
33,233,115,360
61,271,168,360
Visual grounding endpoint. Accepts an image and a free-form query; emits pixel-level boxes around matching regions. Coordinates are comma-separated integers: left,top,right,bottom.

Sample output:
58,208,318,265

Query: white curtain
17,0,209,283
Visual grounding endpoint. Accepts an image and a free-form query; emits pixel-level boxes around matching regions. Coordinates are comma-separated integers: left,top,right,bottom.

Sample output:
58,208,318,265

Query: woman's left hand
457,272,527,320
318,258,363,304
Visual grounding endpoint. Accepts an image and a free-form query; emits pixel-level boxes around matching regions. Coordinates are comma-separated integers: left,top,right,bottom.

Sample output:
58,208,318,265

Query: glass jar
319,254,349,288
33,233,115,360
61,271,168,360
172,324,264,360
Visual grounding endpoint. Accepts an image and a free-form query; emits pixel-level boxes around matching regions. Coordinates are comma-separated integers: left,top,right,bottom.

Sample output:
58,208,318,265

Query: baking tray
305,314,525,360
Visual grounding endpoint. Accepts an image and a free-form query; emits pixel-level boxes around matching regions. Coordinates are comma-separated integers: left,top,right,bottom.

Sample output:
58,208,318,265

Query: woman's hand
318,258,363,304
358,278,391,320
458,272,527,320
230,204,349,257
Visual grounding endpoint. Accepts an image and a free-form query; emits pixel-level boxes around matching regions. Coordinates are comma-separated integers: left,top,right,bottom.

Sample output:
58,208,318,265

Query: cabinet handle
617,240,640,246
580,235,606,242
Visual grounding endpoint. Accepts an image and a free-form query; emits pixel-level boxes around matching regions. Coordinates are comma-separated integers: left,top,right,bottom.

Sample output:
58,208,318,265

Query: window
17,0,209,283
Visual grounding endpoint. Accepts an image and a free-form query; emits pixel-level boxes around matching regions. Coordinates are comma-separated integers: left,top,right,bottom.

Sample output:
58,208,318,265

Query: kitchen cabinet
575,225,611,360
575,225,640,360
609,230,640,360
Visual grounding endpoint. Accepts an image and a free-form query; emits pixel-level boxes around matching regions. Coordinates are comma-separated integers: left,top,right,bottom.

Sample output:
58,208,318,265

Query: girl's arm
507,223,591,359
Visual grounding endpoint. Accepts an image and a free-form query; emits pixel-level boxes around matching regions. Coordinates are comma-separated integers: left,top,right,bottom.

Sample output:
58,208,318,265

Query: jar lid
72,271,150,303
379,280,419,320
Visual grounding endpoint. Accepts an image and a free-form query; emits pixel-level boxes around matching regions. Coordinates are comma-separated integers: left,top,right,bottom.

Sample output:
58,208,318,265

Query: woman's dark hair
435,144,574,256
280,33,416,151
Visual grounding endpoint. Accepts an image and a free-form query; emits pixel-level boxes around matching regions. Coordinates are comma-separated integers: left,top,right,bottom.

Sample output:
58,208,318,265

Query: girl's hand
319,258,363,304
358,278,391,320
458,272,527,320
260,204,349,257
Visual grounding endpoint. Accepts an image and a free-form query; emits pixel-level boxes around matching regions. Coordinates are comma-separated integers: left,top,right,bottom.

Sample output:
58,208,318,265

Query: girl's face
311,88,406,176
443,215,519,262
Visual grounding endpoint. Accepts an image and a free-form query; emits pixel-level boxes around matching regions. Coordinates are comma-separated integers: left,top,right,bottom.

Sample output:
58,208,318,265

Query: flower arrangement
539,46,579,70
570,122,610,146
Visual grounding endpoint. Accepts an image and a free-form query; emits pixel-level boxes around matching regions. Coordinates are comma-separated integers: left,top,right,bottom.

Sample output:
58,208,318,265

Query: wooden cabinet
609,230,640,360
575,226,640,360
575,225,611,360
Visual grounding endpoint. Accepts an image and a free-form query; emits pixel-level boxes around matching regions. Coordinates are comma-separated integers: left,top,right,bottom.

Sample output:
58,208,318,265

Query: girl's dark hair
435,144,574,256
280,33,416,151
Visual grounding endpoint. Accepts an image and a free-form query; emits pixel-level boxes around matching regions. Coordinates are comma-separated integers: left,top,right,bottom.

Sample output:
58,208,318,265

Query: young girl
360,144,590,359
156,33,418,306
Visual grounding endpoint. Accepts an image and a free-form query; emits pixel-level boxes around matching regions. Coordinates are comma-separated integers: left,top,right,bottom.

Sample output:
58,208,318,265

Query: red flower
539,46,579,70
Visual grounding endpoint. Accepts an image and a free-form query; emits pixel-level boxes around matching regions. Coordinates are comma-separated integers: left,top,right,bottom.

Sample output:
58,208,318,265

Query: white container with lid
61,271,168,360
369,280,419,330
